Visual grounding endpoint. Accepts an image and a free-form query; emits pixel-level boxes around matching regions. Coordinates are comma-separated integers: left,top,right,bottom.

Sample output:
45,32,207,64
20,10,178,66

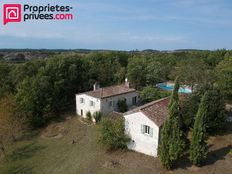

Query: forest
0,50,231,152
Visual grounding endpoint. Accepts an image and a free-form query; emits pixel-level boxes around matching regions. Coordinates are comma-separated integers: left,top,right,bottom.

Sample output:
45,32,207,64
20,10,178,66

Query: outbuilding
124,97,169,157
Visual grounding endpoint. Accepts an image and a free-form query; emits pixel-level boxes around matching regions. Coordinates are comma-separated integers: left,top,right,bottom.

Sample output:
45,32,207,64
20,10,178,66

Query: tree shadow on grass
17,130,42,141
9,142,45,162
176,145,232,169
175,153,192,170
217,122,232,136
205,145,232,166
3,165,34,174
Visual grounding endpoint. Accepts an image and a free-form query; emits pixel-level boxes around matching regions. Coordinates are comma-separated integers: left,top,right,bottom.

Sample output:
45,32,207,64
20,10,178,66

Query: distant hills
0,48,220,61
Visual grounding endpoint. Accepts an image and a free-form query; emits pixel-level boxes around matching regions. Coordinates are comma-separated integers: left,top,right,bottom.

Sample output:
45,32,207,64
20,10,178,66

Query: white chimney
93,82,100,91
125,78,130,88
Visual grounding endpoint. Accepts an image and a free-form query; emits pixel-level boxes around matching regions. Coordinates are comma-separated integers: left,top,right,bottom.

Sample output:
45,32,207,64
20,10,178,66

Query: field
0,115,232,174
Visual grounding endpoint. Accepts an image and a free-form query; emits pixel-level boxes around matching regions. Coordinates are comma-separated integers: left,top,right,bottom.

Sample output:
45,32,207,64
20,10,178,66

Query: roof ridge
139,97,169,110
123,97,169,115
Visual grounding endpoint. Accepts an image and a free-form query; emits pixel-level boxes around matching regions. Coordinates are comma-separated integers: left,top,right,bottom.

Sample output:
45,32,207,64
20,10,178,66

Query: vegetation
216,57,232,100
189,92,209,166
139,86,170,104
0,49,231,129
117,99,128,113
98,117,130,151
181,91,203,128
86,111,92,122
0,49,231,171
229,149,232,157
93,111,102,123
0,95,23,158
204,89,225,133
159,79,185,169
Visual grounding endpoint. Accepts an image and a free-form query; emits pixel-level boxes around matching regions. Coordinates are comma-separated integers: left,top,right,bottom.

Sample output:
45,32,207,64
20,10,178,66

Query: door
81,109,83,116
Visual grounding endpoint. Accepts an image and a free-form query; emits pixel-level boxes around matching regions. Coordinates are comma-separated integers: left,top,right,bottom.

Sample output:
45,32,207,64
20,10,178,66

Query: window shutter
150,127,153,137
141,125,144,134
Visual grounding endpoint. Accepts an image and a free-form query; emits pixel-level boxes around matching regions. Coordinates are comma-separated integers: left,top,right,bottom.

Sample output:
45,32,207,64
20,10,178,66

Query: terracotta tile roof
108,111,123,119
124,97,169,127
80,84,136,99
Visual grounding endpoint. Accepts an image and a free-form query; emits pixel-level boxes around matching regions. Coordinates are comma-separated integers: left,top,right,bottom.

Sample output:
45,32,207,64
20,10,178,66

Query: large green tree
189,91,209,166
159,79,185,169
127,56,147,89
98,117,130,150
139,86,170,104
176,59,215,90
204,89,225,133
15,56,89,127
216,59,232,100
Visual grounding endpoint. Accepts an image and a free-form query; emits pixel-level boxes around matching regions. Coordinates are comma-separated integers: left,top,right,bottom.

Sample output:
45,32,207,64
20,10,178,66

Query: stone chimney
93,82,100,91
125,78,130,88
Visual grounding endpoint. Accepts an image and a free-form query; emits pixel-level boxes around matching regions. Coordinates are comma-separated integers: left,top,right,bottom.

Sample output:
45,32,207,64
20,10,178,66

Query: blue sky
0,0,232,50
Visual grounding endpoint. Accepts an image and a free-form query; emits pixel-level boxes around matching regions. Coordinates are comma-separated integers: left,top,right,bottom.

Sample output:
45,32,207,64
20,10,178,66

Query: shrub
86,111,92,122
117,99,128,113
229,149,232,157
140,86,170,104
98,117,130,151
93,111,102,123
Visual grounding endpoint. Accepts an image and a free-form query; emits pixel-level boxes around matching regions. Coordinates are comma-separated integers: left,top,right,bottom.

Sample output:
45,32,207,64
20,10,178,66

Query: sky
0,0,232,50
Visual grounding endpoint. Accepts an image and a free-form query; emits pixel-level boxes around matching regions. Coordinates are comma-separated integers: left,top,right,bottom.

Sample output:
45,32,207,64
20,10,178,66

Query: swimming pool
157,83,192,94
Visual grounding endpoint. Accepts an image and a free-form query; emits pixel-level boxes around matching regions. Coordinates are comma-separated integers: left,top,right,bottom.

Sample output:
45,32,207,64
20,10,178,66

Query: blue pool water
157,83,192,94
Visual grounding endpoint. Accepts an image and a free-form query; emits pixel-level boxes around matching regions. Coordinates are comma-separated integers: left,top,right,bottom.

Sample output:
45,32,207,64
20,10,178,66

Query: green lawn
0,115,231,174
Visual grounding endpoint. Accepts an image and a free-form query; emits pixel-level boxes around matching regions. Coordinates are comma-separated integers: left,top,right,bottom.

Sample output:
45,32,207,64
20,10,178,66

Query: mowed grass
0,115,232,174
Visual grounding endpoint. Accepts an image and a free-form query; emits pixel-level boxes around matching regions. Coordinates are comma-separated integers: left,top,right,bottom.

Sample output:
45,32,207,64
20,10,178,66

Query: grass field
0,115,232,174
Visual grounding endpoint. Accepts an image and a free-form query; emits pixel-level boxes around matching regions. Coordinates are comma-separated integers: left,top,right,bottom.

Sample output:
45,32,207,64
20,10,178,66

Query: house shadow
204,145,232,166
9,142,45,162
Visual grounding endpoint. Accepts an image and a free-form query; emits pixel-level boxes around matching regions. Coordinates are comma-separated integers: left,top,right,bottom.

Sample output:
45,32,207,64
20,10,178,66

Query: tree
181,91,203,128
176,59,215,90
0,95,23,158
93,111,102,123
0,62,13,98
189,91,209,166
86,111,92,122
145,59,171,85
117,99,128,113
140,86,170,104
216,59,232,100
98,117,130,150
204,89,225,134
127,56,147,89
15,56,89,128
159,79,185,169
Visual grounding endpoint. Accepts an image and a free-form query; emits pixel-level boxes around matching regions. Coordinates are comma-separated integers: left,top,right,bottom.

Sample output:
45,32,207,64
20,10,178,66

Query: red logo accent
3,4,22,25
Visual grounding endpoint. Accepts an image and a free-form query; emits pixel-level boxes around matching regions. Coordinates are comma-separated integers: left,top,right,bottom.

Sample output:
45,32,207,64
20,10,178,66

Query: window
109,100,113,107
90,100,94,107
80,98,85,104
132,96,137,105
141,124,153,137
144,125,150,135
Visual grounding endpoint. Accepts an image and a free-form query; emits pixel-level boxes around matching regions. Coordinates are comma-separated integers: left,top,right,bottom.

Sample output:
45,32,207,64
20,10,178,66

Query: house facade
76,81,139,118
124,97,169,157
